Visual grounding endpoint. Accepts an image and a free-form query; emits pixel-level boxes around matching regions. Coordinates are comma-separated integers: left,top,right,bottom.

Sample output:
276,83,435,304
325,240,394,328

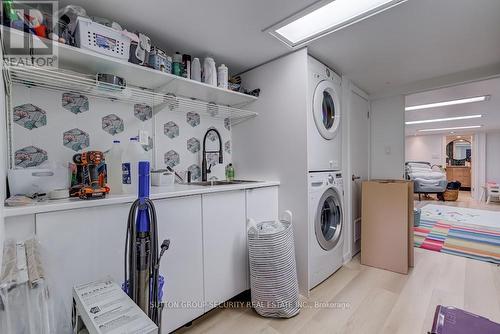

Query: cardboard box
361,180,414,274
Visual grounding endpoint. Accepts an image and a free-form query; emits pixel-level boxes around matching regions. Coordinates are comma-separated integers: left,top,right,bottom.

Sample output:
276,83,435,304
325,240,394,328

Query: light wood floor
176,248,500,334
414,191,500,211
175,192,500,334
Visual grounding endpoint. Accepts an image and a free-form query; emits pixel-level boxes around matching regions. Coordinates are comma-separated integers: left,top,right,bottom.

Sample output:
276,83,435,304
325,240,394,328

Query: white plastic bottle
106,140,123,195
203,57,217,86
217,64,228,89
122,137,148,194
191,57,201,82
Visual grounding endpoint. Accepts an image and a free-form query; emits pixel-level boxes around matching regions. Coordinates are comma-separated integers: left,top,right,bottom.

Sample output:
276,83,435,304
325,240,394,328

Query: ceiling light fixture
405,114,482,125
267,0,408,48
405,96,490,111
418,125,482,133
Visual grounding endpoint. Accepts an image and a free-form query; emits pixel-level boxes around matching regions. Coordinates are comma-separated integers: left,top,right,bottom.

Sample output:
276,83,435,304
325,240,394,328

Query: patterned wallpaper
11,85,232,181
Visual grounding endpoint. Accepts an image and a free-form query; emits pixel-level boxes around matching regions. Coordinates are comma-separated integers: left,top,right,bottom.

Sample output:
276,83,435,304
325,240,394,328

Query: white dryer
307,56,342,172
309,171,344,290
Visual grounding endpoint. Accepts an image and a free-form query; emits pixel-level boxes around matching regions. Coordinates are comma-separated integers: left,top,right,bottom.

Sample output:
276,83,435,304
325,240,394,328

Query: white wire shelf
7,64,258,124
3,26,257,107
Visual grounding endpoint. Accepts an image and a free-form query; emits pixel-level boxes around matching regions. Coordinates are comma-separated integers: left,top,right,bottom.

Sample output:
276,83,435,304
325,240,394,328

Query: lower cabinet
36,203,130,324
246,186,279,223
153,196,204,333
23,186,279,333
202,190,247,312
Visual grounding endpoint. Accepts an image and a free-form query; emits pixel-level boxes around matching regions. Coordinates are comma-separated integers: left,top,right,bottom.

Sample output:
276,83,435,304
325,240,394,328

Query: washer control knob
328,174,334,184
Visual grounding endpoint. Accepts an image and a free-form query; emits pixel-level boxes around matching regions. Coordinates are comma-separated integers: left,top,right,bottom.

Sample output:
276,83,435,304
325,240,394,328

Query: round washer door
313,80,341,140
315,187,343,251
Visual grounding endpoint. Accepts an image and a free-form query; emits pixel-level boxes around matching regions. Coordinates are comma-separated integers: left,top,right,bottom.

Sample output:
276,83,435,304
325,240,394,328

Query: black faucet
201,128,223,181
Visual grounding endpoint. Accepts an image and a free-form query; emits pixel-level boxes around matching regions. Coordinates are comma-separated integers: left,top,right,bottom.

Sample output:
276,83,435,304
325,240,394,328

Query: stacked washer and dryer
307,57,345,290
234,50,346,294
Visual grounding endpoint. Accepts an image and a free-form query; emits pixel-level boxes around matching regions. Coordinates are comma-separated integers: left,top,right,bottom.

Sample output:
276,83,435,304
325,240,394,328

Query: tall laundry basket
247,211,300,318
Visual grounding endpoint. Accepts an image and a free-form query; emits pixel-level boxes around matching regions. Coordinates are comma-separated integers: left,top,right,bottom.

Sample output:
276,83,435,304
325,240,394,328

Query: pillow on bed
407,162,431,169
409,171,446,180
409,167,433,172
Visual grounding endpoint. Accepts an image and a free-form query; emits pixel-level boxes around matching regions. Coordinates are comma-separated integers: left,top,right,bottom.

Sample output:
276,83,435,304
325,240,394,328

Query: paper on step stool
73,278,157,334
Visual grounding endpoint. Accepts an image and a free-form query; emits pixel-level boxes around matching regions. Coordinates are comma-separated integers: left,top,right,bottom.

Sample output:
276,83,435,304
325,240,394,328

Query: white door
154,195,204,333
349,91,370,255
202,190,247,312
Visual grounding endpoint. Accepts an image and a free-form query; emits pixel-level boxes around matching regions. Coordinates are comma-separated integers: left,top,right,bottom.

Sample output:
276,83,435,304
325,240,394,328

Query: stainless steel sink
183,180,260,186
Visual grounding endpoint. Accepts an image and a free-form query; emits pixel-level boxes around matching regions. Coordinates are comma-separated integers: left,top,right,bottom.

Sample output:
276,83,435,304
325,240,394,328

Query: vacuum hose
124,198,163,326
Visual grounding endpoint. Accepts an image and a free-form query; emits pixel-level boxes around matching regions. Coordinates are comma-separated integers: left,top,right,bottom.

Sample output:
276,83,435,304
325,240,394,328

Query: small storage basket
247,211,300,318
75,16,130,60
443,189,459,201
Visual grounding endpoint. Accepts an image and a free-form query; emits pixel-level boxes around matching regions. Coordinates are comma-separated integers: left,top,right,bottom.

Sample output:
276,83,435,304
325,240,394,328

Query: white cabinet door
246,186,279,223
202,190,247,311
154,195,204,333
36,204,129,321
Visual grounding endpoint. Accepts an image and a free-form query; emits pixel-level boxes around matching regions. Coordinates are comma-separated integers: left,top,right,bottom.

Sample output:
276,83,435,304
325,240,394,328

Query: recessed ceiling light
405,95,490,111
405,114,482,125
418,125,482,132
450,131,455,134
267,0,408,47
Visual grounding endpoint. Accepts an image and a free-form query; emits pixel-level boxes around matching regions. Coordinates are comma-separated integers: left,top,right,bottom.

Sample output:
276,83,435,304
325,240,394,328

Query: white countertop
4,181,279,218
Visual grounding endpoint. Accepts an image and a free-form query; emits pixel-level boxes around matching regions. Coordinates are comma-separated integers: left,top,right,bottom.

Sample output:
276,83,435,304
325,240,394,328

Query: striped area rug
414,206,500,264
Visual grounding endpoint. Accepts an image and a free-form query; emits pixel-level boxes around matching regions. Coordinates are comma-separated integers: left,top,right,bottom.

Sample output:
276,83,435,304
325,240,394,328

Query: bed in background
405,161,447,200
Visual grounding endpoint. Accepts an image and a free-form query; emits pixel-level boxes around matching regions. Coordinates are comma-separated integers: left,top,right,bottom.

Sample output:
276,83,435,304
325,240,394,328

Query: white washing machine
307,56,342,172
309,171,344,290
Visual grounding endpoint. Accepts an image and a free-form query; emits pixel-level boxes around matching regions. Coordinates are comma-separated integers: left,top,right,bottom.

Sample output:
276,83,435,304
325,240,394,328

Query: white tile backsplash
11,85,232,180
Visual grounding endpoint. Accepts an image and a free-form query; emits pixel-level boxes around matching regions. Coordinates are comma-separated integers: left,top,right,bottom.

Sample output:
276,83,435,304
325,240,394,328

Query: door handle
352,174,361,182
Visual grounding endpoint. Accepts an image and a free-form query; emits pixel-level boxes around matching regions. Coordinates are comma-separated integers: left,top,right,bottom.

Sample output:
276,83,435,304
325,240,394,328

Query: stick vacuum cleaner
124,161,170,328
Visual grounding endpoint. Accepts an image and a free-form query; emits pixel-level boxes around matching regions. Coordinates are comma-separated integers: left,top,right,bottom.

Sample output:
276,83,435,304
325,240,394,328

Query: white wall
472,133,486,200
0,47,7,264
233,49,310,295
486,132,500,183
370,95,405,179
405,134,445,166
11,86,231,181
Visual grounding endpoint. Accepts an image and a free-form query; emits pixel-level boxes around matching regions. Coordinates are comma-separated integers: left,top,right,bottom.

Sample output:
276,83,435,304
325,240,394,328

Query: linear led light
405,96,490,111
267,0,408,47
405,114,482,125
418,125,482,132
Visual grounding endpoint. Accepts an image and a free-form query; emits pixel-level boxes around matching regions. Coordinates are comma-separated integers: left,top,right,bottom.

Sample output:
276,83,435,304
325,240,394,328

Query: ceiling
405,77,500,136
59,0,500,95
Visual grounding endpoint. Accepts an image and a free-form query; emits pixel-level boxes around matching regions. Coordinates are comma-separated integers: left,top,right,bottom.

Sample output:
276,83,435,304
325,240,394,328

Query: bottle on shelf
172,52,183,77
217,64,228,89
122,137,149,194
225,163,235,181
191,57,201,82
202,57,217,86
107,140,124,195
182,54,191,79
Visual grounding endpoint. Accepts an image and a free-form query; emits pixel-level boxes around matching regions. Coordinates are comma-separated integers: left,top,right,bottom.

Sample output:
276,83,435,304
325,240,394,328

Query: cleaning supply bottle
225,163,235,181
191,57,201,82
172,52,183,76
203,57,217,86
217,64,228,89
107,140,123,195
182,54,191,79
122,137,149,194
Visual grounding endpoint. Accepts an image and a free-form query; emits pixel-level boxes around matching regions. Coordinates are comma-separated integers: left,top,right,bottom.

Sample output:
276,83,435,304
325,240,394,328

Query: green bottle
226,163,235,181
172,52,183,76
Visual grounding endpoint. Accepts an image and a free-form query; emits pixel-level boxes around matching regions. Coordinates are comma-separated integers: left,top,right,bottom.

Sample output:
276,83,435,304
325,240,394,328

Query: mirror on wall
446,139,471,166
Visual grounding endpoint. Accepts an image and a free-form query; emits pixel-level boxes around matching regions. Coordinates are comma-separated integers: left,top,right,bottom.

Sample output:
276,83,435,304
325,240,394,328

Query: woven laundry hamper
247,211,300,318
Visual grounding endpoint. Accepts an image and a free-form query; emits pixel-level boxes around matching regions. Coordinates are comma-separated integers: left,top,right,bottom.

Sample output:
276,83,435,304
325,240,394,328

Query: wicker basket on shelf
443,189,459,201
